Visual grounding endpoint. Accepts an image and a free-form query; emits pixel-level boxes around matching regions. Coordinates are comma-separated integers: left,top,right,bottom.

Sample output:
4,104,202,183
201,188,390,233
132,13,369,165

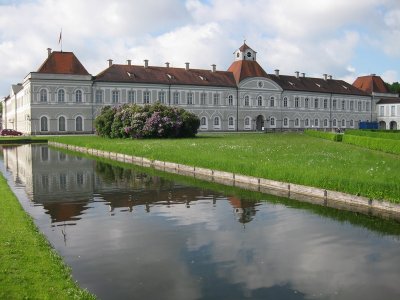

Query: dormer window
199,75,206,81
166,74,173,79
315,83,321,88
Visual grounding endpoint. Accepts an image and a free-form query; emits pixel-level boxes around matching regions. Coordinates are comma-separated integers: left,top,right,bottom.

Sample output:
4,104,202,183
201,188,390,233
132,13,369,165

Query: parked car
0,129,23,136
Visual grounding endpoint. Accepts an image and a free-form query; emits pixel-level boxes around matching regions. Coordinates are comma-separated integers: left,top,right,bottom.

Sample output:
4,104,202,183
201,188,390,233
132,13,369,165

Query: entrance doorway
390,121,397,130
256,115,264,131
379,121,386,130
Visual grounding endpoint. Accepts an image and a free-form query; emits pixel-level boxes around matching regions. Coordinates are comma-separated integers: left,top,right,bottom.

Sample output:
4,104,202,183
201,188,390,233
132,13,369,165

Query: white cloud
1,0,399,97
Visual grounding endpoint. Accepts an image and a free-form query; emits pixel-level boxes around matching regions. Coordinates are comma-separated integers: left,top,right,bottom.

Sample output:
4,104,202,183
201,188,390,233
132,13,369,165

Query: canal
1,144,400,300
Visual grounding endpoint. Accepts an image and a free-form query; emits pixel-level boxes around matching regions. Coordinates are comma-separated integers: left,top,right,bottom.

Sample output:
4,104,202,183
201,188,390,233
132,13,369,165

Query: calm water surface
1,144,400,300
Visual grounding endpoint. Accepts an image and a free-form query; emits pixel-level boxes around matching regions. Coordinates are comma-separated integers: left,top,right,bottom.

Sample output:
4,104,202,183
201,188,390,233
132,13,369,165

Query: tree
386,82,400,94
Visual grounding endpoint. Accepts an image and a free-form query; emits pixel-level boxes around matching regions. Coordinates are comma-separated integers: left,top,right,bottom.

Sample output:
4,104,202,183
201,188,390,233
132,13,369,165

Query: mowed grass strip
0,175,95,299
49,133,400,202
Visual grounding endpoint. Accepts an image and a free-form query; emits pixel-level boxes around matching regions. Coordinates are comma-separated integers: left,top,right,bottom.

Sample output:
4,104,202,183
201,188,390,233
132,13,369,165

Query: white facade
1,45,376,134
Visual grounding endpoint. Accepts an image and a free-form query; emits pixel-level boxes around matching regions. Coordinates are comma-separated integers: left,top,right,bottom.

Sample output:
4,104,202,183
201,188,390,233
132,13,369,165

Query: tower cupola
234,42,257,61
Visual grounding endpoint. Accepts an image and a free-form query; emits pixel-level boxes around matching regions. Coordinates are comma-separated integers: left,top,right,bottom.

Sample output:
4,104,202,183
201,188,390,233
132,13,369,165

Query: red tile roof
239,42,255,53
352,75,390,94
268,74,369,96
94,64,237,88
227,60,268,83
37,51,90,75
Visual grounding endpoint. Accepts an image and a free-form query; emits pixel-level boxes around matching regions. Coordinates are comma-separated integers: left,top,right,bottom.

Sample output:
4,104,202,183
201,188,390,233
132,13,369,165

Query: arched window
228,116,234,126
283,117,289,127
305,118,310,127
341,119,346,127
270,97,275,107
214,116,220,126
40,116,48,131
76,116,83,131
228,95,233,106
75,90,82,103
295,118,300,127
245,117,251,126
257,96,262,106
350,120,354,127
244,95,249,106
314,119,319,127
333,119,337,127
58,89,65,102
200,117,207,126
40,89,47,102
324,119,328,127
58,116,66,131
283,97,288,107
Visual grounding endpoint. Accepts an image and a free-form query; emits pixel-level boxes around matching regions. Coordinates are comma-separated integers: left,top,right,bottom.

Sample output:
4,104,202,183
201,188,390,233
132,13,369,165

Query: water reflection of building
229,197,259,224
2,145,255,224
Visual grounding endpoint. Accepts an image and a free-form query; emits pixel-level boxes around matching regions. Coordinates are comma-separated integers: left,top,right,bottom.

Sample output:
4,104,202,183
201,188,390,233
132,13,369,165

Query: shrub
95,103,200,139
304,130,342,142
343,134,400,155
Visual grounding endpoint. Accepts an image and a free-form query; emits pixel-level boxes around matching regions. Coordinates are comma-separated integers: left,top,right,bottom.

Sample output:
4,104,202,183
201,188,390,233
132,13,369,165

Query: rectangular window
333,99,337,110
270,97,275,107
379,106,384,116
295,97,299,108
95,90,103,103
350,101,354,111
173,92,179,105
342,100,345,110
305,98,309,109
391,105,396,116
358,101,362,111
158,91,165,104
213,93,219,106
200,93,206,105
314,98,318,109
323,99,328,109
112,91,119,103
143,91,150,104
128,91,135,103
187,92,193,105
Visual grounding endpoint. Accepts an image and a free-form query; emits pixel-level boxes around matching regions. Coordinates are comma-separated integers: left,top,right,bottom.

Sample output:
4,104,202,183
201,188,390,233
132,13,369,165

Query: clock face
246,51,252,58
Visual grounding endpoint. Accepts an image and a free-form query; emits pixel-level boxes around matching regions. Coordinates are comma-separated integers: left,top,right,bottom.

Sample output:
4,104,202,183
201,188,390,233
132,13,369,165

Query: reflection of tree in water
229,197,259,224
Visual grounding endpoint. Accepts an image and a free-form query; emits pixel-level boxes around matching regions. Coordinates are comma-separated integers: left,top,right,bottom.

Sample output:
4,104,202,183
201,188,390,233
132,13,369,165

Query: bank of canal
2,144,400,299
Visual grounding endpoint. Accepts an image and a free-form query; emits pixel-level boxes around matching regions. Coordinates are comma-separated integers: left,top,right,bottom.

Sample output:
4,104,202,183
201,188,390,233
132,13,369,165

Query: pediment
239,77,282,91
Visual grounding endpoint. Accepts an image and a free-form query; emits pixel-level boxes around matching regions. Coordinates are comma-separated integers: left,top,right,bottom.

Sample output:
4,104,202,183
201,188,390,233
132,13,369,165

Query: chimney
211,64,216,72
185,62,190,70
144,59,149,68
301,72,305,78
295,71,299,78
275,69,279,76
371,73,376,76
328,75,332,80
165,62,170,68
127,59,131,66
47,48,52,57
108,59,113,67
323,74,327,81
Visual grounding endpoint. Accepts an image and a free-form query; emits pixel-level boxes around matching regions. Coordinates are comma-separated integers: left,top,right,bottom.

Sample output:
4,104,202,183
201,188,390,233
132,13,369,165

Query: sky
1,0,400,98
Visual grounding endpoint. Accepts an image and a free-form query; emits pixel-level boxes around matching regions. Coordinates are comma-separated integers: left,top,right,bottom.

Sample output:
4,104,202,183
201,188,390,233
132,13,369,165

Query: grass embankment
0,175,95,299
49,133,400,202
343,130,400,155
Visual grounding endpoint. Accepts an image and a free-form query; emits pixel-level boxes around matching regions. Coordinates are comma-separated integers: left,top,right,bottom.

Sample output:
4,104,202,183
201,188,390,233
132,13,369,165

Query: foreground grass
49,133,400,202
0,175,95,299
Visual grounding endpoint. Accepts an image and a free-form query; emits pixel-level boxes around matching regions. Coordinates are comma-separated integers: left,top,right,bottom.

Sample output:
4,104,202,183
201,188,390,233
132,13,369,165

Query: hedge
345,129,400,141
304,130,342,142
343,134,400,155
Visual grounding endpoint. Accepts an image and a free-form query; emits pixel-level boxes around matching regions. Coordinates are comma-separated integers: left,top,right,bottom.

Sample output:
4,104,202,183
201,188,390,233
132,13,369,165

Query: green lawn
48,133,400,202
0,174,95,299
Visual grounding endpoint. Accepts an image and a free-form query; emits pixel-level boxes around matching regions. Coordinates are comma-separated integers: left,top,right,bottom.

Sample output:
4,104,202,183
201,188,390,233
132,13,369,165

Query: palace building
1,43,397,134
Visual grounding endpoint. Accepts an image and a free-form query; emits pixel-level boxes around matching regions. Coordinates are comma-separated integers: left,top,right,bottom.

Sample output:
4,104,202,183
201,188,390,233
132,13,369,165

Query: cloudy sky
1,0,400,97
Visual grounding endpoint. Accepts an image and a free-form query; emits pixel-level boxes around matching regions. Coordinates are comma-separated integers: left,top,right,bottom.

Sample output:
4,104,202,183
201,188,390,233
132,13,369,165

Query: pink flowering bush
95,103,199,138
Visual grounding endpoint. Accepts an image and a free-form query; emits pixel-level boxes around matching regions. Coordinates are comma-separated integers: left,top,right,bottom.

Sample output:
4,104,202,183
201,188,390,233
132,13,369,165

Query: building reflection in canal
2,144,258,225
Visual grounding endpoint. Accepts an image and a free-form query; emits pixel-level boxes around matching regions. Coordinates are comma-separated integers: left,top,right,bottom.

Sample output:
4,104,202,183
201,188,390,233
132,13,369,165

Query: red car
0,129,23,136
